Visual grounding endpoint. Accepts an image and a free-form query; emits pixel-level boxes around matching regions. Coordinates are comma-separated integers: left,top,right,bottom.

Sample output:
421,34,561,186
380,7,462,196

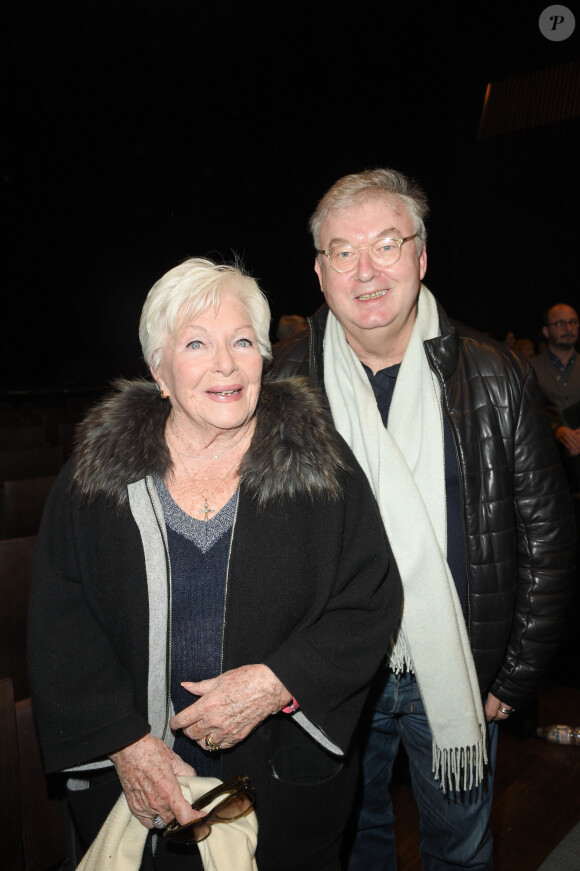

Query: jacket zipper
219,493,240,673
145,476,173,742
428,365,472,637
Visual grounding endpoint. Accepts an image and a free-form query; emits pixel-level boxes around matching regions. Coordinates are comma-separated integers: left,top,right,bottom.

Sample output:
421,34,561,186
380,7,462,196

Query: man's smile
356,289,389,301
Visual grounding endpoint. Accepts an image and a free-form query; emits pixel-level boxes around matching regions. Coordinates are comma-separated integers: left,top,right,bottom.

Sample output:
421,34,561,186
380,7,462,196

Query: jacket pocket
255,741,356,868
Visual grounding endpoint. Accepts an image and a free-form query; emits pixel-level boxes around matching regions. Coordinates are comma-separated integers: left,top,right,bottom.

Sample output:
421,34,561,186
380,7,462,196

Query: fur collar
71,377,349,507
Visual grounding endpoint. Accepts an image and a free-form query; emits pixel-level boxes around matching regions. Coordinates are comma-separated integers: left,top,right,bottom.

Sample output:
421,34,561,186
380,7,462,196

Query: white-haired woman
28,257,402,871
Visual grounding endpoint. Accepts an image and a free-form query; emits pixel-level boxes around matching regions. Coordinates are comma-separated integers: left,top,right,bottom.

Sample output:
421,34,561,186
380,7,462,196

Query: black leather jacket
268,303,576,708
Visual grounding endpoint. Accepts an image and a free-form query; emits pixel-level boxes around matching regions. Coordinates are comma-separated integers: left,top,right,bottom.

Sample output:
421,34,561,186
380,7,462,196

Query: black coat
28,377,402,869
269,303,576,708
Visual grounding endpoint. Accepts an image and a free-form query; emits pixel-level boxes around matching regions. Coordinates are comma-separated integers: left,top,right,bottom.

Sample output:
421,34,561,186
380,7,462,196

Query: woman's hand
170,664,292,750
109,733,204,829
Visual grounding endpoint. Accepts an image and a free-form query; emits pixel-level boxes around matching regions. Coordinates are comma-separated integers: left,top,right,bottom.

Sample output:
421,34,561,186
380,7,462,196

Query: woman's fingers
109,734,201,827
172,665,292,749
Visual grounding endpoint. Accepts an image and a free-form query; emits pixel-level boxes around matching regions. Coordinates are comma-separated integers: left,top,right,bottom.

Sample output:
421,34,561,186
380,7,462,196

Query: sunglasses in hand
163,775,255,846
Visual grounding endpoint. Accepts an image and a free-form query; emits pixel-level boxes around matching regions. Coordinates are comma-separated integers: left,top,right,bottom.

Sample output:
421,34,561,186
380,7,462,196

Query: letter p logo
539,5,576,40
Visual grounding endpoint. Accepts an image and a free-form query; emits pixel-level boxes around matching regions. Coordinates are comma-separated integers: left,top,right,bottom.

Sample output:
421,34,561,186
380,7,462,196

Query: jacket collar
423,301,460,384
71,377,348,507
310,299,460,385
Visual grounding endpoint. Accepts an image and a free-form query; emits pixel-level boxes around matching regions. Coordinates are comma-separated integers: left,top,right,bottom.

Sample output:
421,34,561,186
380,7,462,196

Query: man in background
271,168,575,870
532,303,580,490
531,302,580,687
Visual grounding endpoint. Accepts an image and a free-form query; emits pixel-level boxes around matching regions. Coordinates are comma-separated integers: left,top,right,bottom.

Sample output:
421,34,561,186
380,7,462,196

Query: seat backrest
16,695,67,869
0,426,46,451
0,536,36,700
0,677,24,869
3,476,57,539
0,446,63,483
0,678,68,870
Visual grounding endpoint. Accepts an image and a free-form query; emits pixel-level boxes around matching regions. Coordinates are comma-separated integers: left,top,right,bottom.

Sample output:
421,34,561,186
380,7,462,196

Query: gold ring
498,706,512,715
204,733,221,751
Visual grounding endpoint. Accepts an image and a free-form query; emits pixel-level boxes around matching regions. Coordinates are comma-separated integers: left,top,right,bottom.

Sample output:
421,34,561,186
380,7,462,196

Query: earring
160,388,168,400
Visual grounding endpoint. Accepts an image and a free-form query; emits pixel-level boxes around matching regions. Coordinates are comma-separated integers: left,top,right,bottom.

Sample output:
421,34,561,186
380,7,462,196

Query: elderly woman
27,257,402,871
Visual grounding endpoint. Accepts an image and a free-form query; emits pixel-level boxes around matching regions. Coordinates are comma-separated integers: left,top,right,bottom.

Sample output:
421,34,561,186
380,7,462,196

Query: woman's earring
160,387,168,400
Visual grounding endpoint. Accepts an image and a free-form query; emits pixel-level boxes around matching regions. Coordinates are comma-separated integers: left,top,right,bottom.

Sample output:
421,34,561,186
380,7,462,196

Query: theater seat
0,677,71,870
0,536,36,701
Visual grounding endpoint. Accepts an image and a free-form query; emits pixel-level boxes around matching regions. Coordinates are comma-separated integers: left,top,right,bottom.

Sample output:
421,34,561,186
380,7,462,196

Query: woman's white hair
139,257,272,371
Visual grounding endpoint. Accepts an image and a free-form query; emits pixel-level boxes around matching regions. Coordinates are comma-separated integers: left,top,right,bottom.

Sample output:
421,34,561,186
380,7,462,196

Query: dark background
3,1,579,389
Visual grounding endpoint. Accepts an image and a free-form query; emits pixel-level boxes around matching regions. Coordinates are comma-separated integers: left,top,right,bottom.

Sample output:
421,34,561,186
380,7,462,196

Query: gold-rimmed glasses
317,234,418,273
163,775,255,845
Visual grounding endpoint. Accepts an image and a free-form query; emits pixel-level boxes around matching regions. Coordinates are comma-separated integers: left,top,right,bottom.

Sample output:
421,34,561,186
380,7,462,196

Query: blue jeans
346,670,497,871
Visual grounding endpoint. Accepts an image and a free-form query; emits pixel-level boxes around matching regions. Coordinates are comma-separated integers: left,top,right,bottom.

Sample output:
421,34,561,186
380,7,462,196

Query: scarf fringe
432,723,488,792
391,631,488,792
388,626,414,673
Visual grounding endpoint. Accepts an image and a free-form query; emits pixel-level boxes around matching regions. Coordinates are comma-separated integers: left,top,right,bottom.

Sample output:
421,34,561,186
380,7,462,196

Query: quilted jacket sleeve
463,356,576,708
478,361,576,706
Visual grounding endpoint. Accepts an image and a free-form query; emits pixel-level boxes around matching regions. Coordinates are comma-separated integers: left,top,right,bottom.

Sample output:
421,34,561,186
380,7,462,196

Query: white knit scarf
324,285,487,790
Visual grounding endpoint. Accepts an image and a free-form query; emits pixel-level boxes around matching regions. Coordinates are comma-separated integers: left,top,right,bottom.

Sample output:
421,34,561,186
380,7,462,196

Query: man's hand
110,733,203,829
484,692,515,723
170,664,292,750
555,426,580,456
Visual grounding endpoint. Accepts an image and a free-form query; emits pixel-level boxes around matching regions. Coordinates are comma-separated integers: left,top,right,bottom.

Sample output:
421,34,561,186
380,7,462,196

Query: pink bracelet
282,697,299,713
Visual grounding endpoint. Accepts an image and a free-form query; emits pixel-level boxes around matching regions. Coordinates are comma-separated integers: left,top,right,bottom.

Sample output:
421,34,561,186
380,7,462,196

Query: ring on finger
152,814,165,830
204,733,221,751
498,705,512,715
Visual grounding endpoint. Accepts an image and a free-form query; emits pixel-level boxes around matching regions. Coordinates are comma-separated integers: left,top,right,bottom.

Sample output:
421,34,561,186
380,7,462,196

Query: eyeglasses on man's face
163,775,255,845
317,234,418,273
546,318,579,330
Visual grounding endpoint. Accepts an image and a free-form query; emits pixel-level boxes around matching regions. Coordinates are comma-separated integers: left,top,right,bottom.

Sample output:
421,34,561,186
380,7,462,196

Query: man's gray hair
309,168,429,256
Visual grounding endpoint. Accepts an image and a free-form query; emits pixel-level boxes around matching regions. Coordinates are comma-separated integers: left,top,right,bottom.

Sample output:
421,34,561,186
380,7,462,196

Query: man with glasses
270,168,575,870
532,303,580,488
